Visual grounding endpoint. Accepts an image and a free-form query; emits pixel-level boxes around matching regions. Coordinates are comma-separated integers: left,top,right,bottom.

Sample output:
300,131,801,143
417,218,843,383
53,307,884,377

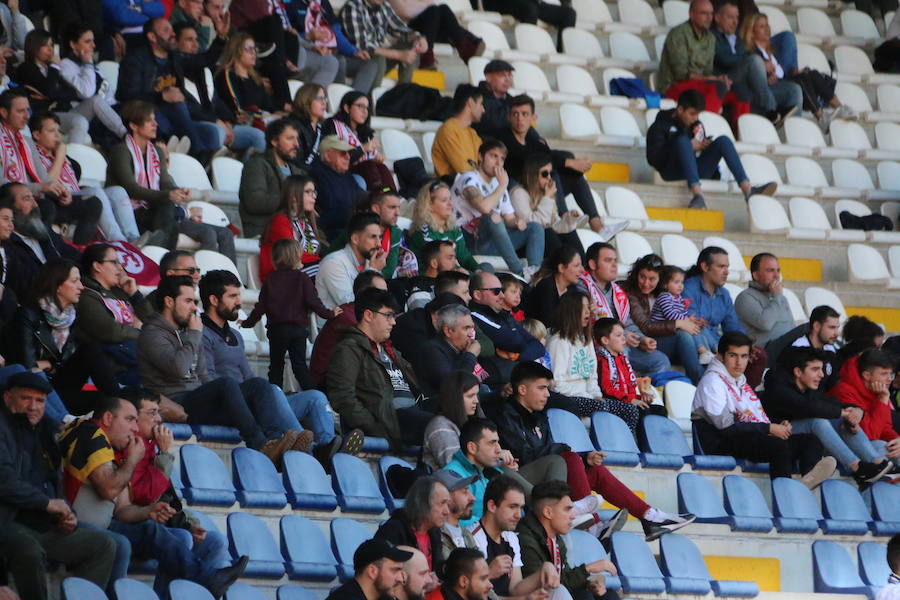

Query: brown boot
419,48,436,70
261,430,300,467
456,36,485,64
292,430,315,453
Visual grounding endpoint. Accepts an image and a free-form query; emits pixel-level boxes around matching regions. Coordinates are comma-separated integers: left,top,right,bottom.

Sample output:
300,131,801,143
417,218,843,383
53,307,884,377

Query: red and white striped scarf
304,0,337,49
0,124,40,184
125,135,161,191
578,271,630,323
35,144,80,192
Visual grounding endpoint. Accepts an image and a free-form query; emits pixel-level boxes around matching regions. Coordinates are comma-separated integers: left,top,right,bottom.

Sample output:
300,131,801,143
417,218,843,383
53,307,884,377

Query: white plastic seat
840,9,881,41
514,23,585,65
833,158,896,200
664,379,696,432
835,45,900,84
888,245,900,278
572,0,641,33
380,129,422,163
556,65,612,107
760,6,793,35
740,154,811,196
598,67,643,108
737,114,810,156
749,194,826,240
467,21,539,62
613,231,654,268
66,143,107,188
141,245,168,265
786,156,859,198
834,82,883,121
804,287,848,321
797,43,832,75
660,233,699,269
183,78,201,104
211,156,243,193
876,85,900,116
195,249,241,282
617,0,667,34
443,0,506,24
831,119,900,160
704,235,749,282
97,61,119,102
185,201,229,227
288,79,302,100
882,201,900,223
604,186,682,232
835,198,900,242
327,83,354,113
511,60,580,103
559,103,603,141
783,287,808,324
877,160,900,191
562,28,606,62
874,123,900,153
796,8,836,45
167,153,213,190
608,31,655,70
700,110,735,141
789,196,866,241
662,0,688,26
723,283,743,304
467,56,491,85
599,106,645,147
422,131,436,166
848,244,900,287
245,254,262,290
783,116,858,158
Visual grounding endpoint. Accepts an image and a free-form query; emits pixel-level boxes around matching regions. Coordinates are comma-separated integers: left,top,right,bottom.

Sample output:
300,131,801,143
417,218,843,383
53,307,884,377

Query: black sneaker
206,555,248,599
854,460,893,485
339,428,365,456
689,193,707,210
312,436,342,473
595,508,629,541
641,513,696,541
746,181,777,201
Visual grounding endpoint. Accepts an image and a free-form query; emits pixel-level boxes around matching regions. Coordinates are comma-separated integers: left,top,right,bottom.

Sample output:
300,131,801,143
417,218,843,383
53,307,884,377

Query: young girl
651,266,716,365
243,238,341,390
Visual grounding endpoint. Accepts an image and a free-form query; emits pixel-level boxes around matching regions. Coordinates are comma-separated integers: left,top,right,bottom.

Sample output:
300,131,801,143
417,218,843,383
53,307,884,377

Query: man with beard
317,212,388,310
431,548,494,600
396,546,436,600
437,469,479,557
768,305,842,388
326,538,412,600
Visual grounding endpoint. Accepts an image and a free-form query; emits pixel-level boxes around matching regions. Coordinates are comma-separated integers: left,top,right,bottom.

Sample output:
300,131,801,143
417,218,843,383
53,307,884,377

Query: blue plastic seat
608,531,666,595
378,456,414,512
331,453,387,513
170,458,184,497
690,422,738,470
676,472,730,525
331,517,373,580
590,412,640,466
771,477,822,533
547,408,596,453
180,444,237,506
282,450,338,511
114,578,160,600
812,540,878,598
170,579,214,600
871,481,900,536
819,479,872,535
163,423,193,440
232,447,288,509
637,415,686,469
225,582,268,600
277,585,320,600
129,527,192,575
227,512,287,579
62,577,108,600
722,474,774,533
564,530,621,591
188,509,223,536
858,541,891,587
280,515,338,581
659,533,759,597
192,424,242,444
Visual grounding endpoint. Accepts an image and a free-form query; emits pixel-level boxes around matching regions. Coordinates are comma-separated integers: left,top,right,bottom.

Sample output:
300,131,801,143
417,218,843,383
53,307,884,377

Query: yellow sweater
431,117,482,178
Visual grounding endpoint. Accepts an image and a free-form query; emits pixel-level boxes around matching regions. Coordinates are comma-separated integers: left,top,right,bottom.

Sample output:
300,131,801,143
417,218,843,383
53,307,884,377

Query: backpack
610,77,661,108
375,83,455,121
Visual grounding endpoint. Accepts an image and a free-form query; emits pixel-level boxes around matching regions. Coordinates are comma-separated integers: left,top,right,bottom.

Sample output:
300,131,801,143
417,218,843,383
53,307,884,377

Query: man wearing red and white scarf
692,330,836,488
0,91,60,197
576,241,671,376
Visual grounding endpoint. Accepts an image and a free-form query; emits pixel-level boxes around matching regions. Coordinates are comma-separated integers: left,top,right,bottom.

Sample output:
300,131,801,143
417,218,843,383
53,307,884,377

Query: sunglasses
477,287,503,295
539,170,552,178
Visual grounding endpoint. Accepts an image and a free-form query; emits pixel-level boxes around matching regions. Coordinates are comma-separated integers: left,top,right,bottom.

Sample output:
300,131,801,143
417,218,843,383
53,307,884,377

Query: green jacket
107,141,176,205
326,326,421,447
657,21,716,93
516,512,589,594
238,148,305,238
409,224,481,273
75,276,153,344
324,224,403,279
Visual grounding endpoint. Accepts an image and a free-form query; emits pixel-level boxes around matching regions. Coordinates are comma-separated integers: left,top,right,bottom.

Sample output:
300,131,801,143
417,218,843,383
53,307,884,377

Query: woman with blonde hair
259,174,326,281
408,179,491,273
289,83,329,168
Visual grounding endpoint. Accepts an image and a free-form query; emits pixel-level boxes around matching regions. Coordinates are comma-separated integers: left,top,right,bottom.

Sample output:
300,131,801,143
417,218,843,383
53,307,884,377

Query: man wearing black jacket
474,60,514,139
414,303,482,398
762,346,893,489
645,89,776,209
0,372,116,600
469,272,544,365
766,305,841,388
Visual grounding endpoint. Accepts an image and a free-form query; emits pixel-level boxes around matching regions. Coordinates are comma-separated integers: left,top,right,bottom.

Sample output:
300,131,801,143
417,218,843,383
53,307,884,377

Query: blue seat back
723,475,773,518
771,477,823,519
872,481,900,521
331,517,373,580
590,412,640,465
820,479,871,522
858,541,891,586
170,579,215,600
232,447,288,508
180,444,236,505
277,585,320,600
282,450,338,510
812,540,867,592
676,472,728,521
547,408,595,453
114,578,161,600
227,512,286,578
379,456,414,511
609,531,664,578
225,582,268,600
659,533,712,580
188,509,223,535
332,453,386,513
62,577,108,600
565,529,611,567
640,415,692,456
280,515,338,581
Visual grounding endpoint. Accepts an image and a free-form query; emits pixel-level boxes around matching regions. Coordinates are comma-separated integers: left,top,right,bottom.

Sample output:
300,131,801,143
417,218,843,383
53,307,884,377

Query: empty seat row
813,539,893,597
62,576,318,600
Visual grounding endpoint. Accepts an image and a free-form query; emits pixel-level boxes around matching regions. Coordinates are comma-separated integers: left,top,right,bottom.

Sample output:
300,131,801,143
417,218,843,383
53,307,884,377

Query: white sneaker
521,265,540,282
698,350,715,365
573,513,598,530
599,220,629,243
818,108,836,133
166,135,180,154
572,493,603,516
589,508,629,541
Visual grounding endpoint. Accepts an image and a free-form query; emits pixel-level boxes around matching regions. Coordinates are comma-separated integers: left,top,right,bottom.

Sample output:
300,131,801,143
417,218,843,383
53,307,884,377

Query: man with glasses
327,287,429,449
317,211,388,310
310,135,367,240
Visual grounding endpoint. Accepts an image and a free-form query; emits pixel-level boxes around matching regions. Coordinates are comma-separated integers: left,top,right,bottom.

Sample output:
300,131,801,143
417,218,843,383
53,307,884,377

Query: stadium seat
660,234,700,270
66,143,108,188
699,111,737,143
858,542,891,587
690,423,739,471
511,60,575,103
676,472,731,525
617,0,666,34
379,456,414,512
327,83,353,113
547,408,596,453
722,474,775,532
141,244,169,266
662,0,688,26
789,196,867,241
783,288,807,324
331,453,387,513
878,160,900,191
114,578,160,600
870,481,900,535
841,9,880,41
604,186,682,232
835,45,900,85
381,129,422,163
227,512,287,579
703,236,749,282
280,515,338,581
785,156,858,198
572,0,640,33
277,585,320,600
737,114,808,156
180,444,237,506
835,82,879,119
590,412,641,466
608,31,656,70
232,447,289,509
97,60,119,99
803,286,848,321
599,106,645,147
466,21,539,62
62,577,107,600
225,582,268,600
282,450,338,511
564,530,622,591
875,123,900,153
185,200,229,228
556,66,616,107
797,42,832,75
877,84,900,115
170,580,214,600
608,531,667,594
614,231,654,268
601,66,638,96
663,379,694,429
771,477,822,533
331,517,373,581
749,195,825,240
783,116,858,158
637,414,686,469
848,244,900,288
467,56,490,85
760,6,793,36
831,119,900,160
723,283,743,305
836,199,900,242
561,28,617,69
740,154,813,197
559,103,604,141
812,540,877,597
168,153,214,191
819,479,874,535
797,7,838,45
660,533,759,597
515,23,585,65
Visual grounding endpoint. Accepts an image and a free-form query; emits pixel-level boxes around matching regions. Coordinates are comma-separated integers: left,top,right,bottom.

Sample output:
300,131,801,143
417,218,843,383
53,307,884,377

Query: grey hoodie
137,313,210,398
734,281,794,348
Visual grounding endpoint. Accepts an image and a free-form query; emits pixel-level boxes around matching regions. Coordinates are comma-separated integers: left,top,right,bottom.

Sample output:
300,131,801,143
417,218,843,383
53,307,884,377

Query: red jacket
828,356,900,442
597,351,638,404
259,214,321,282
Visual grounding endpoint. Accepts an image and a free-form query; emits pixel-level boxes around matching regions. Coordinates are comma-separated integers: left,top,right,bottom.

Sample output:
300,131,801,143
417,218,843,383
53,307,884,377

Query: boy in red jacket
594,318,652,437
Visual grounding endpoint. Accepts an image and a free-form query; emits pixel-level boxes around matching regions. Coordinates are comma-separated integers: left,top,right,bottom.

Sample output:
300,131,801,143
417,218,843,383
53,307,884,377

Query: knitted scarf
305,0,337,49
38,296,76,351
125,135,161,191
577,271,630,323
0,123,40,183
596,345,637,390
35,144,80,192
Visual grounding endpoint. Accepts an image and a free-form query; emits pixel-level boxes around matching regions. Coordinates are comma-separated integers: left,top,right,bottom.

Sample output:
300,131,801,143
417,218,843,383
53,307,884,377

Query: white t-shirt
470,523,524,568
451,169,513,234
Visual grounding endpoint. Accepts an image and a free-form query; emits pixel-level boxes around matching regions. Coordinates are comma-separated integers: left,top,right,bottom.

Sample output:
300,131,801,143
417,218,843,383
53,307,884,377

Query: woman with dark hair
8,257,121,414
289,83,328,168
523,245,582,328
323,90,395,191
833,316,885,376
621,254,708,383
422,371,482,470
259,175,326,281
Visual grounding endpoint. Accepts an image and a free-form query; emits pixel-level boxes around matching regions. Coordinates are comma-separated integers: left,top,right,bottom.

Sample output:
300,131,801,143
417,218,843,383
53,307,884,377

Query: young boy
497,272,525,321
521,318,551,370
876,533,900,599
594,318,647,410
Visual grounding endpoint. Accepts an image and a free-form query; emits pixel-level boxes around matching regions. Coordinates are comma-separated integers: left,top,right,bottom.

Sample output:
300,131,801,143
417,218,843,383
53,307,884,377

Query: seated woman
323,90,395,191
409,180,492,273
523,245,581,329
75,244,153,386
8,257,121,415
107,100,236,261
288,83,328,169
742,13,852,132
259,174,326,281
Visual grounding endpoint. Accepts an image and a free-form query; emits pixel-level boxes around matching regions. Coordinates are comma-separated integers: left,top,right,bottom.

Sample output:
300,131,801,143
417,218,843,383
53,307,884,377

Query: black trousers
267,322,312,390
39,194,103,244
397,405,434,445
409,4,470,45
480,0,575,48
242,15,293,108
135,200,179,249
713,431,823,479
53,343,122,415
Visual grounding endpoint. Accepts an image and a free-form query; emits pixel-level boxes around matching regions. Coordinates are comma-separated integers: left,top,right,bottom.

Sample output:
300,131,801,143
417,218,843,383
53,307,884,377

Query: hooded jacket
516,511,589,594
646,108,692,171
828,356,900,442
137,312,209,398
761,367,844,424
692,357,771,451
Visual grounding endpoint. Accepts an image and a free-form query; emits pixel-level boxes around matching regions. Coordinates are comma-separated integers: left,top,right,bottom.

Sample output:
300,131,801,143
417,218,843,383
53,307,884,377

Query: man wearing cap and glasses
470,271,545,370
475,59,515,139
310,134,368,240
326,538,413,600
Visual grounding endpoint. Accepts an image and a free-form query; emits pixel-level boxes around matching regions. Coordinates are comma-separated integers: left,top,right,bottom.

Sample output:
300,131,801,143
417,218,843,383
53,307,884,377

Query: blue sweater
682,276,746,346
200,315,254,382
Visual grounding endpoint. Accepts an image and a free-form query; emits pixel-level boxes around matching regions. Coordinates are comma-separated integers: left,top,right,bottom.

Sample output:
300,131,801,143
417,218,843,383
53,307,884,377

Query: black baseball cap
484,59,515,74
6,372,53,395
353,539,413,571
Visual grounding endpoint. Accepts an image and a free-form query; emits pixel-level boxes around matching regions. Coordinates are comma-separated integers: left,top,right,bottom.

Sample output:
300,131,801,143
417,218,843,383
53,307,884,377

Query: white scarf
0,124,40,184
125,135,161,191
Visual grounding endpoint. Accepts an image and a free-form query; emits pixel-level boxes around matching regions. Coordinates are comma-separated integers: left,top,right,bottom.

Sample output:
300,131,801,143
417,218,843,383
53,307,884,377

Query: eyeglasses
539,170,552,178
477,287,503,295
314,95,328,102
303,188,318,196
99,259,122,266
243,46,257,53
172,267,201,275
351,102,370,110
373,310,397,321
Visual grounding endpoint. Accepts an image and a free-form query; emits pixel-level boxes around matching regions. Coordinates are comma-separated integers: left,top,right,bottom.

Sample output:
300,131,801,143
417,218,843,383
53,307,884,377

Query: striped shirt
650,291,691,322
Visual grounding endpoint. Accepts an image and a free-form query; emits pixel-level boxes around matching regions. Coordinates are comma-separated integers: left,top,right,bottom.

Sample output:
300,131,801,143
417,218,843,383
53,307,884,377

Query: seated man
432,84,484,180
392,273,474,358
199,270,364,465
646,89,776,209
395,546,437,600
403,240,460,310
762,347,894,489
0,372,116,600
309,135,366,241
316,211,388,309
325,538,412,600
430,548,494,600
340,0,427,85
692,330,836,485
376,475,450,573
476,60,514,139
768,305,841,387
413,303,487,398
436,470,479,557
452,140,543,278
58,395,247,597
327,287,429,448
734,253,795,348
517,481,618,600
137,275,300,465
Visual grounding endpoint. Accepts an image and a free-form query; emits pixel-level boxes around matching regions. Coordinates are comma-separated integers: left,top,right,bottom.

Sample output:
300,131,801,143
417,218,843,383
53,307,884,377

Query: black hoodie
761,367,845,423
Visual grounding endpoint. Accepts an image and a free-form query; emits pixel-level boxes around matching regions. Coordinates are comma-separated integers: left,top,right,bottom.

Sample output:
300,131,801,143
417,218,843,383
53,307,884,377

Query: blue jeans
626,344,671,376
78,522,129,596
155,102,219,153
153,530,229,599
266,385,336,445
230,125,266,154
475,216,544,274
238,376,298,441
871,440,900,466
656,329,705,383
108,519,215,586
790,417,882,468
657,135,749,189
772,31,798,75
173,377,267,449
